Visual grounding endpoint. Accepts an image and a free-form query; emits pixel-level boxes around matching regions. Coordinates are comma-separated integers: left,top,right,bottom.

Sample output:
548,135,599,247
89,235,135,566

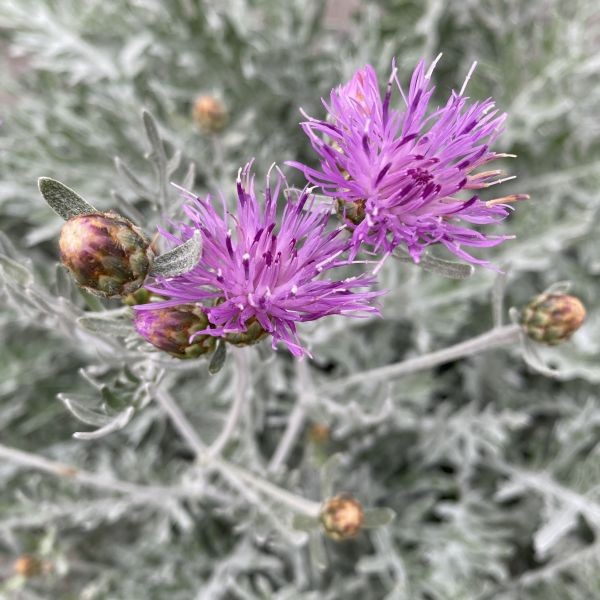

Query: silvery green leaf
545,280,571,294
394,249,474,279
73,406,135,440
521,337,561,378
320,453,343,498
53,263,75,299
142,110,166,165
167,150,182,177
308,531,327,570
58,394,113,427
150,231,202,277
77,316,133,337
0,255,34,287
491,269,508,327
181,162,196,191
38,177,97,221
363,507,396,529
208,339,227,375
114,157,151,196
292,513,320,532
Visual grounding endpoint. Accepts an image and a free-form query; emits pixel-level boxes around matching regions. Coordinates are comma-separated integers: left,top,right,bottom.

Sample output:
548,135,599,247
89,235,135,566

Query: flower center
408,167,433,186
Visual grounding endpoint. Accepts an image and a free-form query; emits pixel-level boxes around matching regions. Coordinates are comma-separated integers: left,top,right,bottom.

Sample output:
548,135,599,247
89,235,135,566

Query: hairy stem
321,324,522,394
268,360,313,473
208,348,248,458
0,443,199,504
154,386,320,517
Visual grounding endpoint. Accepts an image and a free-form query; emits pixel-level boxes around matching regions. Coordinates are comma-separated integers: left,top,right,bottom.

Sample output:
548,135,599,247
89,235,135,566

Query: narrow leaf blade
208,339,227,374
38,177,97,221
73,406,135,440
150,231,202,277
362,507,396,529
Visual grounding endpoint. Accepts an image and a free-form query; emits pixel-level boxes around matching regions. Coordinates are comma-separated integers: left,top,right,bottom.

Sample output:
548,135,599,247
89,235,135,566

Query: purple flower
288,56,528,266
136,163,381,357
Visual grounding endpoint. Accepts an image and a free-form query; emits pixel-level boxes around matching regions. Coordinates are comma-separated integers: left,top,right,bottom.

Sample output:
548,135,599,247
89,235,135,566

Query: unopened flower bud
192,95,228,133
320,495,364,540
123,287,153,306
134,305,216,359
59,212,152,298
521,292,586,346
224,318,267,347
308,423,331,445
13,555,45,578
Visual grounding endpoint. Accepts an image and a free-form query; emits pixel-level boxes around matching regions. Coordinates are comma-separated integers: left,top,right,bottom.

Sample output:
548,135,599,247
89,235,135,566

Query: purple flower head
288,56,528,266
136,163,381,357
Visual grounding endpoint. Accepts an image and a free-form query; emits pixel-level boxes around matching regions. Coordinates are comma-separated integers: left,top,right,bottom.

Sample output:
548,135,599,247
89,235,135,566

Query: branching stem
320,324,522,394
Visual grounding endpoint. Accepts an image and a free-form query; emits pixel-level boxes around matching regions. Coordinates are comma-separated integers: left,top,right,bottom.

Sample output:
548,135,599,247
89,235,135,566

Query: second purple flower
289,56,528,266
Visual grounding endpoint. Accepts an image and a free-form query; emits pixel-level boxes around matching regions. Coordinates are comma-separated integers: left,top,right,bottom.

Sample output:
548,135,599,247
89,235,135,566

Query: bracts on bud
59,212,152,298
133,305,216,359
521,292,586,346
320,495,364,540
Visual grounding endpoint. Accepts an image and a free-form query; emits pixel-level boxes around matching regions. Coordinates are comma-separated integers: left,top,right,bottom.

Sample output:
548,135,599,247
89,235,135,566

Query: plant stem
212,456,320,517
320,324,522,394
268,360,313,474
208,348,248,458
0,443,198,504
153,386,320,517
154,386,205,455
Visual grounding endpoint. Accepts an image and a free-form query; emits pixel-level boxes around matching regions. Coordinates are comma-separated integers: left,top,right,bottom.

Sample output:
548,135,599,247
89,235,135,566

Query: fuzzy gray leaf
363,507,396,529
0,255,34,287
394,249,475,279
58,394,113,427
208,339,227,375
150,231,202,277
38,177,97,221
77,315,133,337
73,406,135,440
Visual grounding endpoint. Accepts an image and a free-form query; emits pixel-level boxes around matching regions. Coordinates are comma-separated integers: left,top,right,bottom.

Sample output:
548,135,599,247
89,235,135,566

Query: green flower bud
59,212,152,298
224,317,268,347
320,495,364,541
134,305,216,359
521,292,586,346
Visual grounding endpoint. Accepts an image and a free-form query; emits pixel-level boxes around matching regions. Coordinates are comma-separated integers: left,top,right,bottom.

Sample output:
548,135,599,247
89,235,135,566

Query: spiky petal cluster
289,57,527,265
136,164,380,357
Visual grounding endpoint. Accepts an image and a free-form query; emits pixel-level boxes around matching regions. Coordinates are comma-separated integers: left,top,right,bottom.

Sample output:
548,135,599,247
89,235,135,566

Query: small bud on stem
192,95,228,133
521,292,586,345
134,305,216,359
320,494,364,540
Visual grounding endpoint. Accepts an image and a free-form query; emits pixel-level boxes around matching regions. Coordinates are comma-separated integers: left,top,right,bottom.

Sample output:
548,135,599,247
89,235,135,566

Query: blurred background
0,1,599,598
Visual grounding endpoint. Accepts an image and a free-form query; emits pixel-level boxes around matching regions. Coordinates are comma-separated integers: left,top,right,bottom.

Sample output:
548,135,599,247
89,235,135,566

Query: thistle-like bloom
136,164,380,357
289,56,527,265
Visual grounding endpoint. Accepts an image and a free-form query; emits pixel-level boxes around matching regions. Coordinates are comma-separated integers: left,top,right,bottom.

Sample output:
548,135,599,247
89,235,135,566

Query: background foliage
1,0,599,598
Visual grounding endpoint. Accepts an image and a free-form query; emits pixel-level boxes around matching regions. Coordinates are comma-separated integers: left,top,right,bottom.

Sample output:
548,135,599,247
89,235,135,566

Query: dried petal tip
13,555,45,578
521,292,585,346
320,495,364,540
193,95,228,133
59,212,152,298
133,305,216,359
